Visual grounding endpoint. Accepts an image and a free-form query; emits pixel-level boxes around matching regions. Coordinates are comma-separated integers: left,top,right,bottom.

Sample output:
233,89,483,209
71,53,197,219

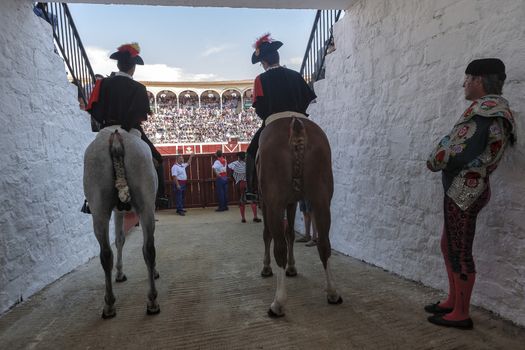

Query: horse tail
289,117,307,193
109,130,131,204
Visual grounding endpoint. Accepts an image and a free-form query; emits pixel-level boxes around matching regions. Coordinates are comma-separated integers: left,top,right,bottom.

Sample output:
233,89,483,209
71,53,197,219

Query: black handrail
37,2,99,130
300,10,342,89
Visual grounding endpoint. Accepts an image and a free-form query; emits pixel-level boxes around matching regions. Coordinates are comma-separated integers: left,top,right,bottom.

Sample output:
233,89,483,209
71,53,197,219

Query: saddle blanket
97,125,141,138
265,111,308,126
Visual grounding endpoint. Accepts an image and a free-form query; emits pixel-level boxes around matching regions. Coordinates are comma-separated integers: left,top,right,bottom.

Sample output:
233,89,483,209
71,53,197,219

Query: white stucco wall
301,0,525,326
0,0,97,314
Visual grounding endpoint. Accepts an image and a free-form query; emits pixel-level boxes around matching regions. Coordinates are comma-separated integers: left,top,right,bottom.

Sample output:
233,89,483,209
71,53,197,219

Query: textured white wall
0,0,97,313
300,0,525,326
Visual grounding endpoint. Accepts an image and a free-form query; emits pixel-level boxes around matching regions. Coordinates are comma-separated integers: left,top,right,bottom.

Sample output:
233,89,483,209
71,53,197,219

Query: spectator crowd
142,100,261,144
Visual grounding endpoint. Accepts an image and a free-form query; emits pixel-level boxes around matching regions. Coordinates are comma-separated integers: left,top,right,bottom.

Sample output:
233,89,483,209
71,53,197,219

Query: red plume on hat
110,42,144,65
117,42,140,57
251,33,283,64
253,33,272,49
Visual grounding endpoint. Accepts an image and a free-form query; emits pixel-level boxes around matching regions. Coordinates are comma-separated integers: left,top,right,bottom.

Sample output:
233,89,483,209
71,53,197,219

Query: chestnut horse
257,112,342,317
84,126,160,318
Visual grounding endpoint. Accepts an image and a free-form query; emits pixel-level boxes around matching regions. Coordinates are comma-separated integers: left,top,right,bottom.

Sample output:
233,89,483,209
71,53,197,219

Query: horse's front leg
267,206,288,318
261,228,273,278
93,214,117,319
140,209,160,315
314,204,343,305
114,212,127,282
260,203,273,277
285,202,298,277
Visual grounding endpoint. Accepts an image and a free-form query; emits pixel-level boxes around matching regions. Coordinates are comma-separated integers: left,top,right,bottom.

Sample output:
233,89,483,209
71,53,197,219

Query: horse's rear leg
267,206,288,318
114,212,127,282
285,202,298,277
314,204,343,305
261,204,273,277
140,209,160,315
93,214,117,319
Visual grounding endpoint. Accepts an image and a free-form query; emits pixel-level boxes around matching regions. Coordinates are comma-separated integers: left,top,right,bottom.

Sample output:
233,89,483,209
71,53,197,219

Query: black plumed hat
109,42,144,65
465,58,506,80
251,33,283,64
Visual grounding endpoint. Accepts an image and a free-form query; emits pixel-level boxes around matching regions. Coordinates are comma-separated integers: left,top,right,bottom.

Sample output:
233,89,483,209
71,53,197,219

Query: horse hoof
261,267,273,278
115,274,127,283
147,304,160,315
328,296,343,305
285,267,297,277
101,309,116,319
267,308,285,318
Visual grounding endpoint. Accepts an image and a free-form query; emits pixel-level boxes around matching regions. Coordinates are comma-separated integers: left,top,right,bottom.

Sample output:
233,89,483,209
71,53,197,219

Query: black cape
88,75,150,130
252,67,316,121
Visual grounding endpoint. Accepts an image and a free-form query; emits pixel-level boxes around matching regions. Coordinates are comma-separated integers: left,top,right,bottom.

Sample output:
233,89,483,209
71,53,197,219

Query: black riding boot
156,162,169,209
245,153,258,201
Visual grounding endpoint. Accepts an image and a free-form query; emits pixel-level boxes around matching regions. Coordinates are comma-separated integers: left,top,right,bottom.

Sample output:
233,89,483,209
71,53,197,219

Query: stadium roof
63,0,355,10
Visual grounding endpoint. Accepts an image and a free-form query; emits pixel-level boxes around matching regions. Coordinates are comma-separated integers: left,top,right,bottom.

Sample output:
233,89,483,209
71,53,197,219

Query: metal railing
300,10,342,89
37,2,98,130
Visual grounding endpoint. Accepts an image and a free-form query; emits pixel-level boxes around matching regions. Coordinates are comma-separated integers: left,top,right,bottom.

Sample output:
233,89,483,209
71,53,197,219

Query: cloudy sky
68,4,316,82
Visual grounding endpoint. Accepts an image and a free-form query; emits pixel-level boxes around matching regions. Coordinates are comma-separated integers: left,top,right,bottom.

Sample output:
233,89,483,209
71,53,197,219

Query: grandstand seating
142,105,261,144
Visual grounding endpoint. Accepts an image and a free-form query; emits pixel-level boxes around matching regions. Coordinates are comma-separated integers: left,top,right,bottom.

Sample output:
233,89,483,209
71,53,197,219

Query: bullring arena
1,0,525,349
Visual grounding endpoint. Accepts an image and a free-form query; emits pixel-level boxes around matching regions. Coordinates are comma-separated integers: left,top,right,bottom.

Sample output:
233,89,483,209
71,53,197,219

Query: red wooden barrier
161,152,244,209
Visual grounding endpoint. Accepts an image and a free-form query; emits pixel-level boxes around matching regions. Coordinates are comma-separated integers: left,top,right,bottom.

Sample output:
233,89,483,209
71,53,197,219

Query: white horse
83,126,160,318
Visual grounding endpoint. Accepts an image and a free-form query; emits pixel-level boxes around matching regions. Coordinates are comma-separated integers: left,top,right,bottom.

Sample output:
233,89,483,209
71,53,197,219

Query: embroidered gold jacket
427,95,516,210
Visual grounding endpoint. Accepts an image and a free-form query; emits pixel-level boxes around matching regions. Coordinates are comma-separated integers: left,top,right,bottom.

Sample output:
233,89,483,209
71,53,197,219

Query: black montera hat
109,43,144,65
465,58,506,80
251,33,283,64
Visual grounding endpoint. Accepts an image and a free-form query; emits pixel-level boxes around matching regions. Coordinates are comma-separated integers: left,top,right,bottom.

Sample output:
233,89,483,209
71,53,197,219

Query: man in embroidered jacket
425,58,516,329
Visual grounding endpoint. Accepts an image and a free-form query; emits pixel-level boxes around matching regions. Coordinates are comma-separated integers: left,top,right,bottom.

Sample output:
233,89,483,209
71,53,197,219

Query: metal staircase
300,10,342,89
37,2,98,130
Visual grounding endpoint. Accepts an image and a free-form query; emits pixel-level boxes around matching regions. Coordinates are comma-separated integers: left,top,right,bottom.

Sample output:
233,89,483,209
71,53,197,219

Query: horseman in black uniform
245,34,317,200
86,43,168,210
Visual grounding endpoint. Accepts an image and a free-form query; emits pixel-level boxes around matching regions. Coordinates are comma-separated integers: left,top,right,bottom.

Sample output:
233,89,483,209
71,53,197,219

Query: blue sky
68,4,316,81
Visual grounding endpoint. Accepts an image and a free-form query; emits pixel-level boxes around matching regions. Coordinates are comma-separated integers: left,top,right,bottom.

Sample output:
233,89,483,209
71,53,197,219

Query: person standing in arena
171,153,194,216
212,150,229,212
85,42,168,210
425,58,516,329
228,151,262,223
295,200,318,246
245,34,317,200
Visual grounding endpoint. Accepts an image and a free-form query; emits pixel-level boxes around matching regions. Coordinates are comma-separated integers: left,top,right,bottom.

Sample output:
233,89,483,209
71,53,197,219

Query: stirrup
245,192,258,202
156,197,169,209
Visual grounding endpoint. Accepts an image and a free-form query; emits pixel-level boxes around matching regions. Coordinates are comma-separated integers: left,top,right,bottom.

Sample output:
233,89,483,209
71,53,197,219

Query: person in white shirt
171,153,194,216
212,150,228,212
228,152,262,223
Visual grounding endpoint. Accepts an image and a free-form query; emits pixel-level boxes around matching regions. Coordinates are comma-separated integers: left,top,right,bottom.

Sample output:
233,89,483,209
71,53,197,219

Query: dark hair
237,151,246,160
95,74,104,79
262,51,279,66
216,150,223,157
481,74,504,95
117,60,135,73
